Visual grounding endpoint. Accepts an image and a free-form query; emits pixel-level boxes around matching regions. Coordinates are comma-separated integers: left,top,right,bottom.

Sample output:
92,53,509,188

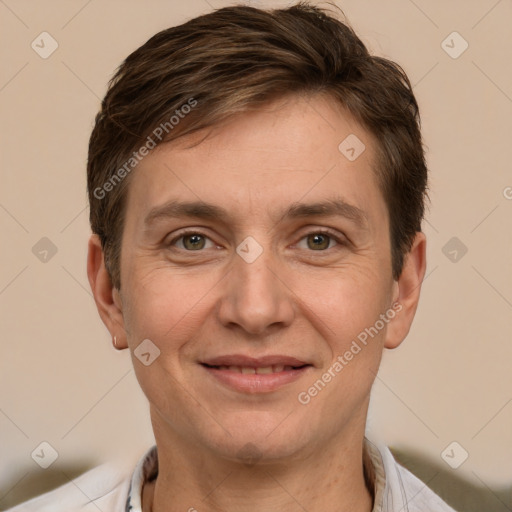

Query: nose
216,243,295,336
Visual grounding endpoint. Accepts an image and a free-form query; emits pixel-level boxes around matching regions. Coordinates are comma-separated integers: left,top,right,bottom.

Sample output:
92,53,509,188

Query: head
87,3,427,462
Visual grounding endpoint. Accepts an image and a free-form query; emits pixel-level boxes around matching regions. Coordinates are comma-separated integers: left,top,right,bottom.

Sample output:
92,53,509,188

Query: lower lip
201,365,311,394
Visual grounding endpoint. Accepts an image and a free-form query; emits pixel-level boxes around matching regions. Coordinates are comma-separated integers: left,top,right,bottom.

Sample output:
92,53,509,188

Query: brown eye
182,233,206,250
169,231,214,251
306,233,332,250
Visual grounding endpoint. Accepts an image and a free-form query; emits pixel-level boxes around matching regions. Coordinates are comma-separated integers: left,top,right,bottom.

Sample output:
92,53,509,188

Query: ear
384,231,427,349
87,234,128,349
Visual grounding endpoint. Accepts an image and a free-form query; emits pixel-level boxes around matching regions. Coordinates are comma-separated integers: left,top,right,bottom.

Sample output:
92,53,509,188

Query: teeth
255,366,273,374
213,365,297,374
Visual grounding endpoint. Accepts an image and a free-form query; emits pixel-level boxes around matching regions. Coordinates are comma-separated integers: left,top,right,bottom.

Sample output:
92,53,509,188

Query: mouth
201,363,310,374
199,355,313,394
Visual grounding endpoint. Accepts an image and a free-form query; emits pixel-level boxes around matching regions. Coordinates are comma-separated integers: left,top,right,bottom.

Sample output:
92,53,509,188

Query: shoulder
366,438,458,512
4,459,133,512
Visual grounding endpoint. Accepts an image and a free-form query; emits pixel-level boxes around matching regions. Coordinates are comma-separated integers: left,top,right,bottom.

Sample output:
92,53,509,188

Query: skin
88,93,426,512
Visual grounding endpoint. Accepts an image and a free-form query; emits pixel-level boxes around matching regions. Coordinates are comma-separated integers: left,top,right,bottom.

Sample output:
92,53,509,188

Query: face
91,93,424,463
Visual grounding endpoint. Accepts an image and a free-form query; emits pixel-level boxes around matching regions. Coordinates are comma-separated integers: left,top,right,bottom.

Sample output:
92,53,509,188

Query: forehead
125,93,386,228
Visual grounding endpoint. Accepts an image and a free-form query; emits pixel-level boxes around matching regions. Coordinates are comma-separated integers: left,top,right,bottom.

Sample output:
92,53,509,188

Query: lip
200,354,312,394
201,354,310,367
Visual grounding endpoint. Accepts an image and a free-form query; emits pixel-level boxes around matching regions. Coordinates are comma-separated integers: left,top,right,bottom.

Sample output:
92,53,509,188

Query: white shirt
5,439,457,512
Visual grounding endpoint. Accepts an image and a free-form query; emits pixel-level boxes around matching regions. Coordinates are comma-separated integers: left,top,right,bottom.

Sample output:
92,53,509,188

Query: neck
144,420,375,512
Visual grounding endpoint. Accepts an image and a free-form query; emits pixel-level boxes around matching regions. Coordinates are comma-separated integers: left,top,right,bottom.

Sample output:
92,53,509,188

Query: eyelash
167,228,346,252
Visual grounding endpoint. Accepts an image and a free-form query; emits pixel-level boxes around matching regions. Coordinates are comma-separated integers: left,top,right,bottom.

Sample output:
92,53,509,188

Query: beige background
1,0,511,510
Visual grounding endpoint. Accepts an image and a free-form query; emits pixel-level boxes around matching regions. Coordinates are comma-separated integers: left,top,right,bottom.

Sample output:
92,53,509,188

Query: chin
200,414,313,464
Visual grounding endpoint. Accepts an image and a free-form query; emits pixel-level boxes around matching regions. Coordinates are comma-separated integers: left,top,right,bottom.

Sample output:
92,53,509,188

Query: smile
200,357,312,394
204,364,307,374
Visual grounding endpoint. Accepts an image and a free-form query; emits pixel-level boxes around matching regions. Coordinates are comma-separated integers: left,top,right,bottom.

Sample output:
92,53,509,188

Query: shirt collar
364,437,387,512
125,445,158,512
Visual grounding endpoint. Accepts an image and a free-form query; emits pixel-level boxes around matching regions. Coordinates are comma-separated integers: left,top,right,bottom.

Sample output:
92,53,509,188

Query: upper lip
201,355,310,368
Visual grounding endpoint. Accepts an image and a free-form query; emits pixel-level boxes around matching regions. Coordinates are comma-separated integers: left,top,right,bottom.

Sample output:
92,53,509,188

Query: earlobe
384,232,427,350
87,234,128,349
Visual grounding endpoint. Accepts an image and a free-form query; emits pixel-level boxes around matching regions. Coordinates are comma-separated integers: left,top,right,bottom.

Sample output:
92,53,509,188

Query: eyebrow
143,198,368,229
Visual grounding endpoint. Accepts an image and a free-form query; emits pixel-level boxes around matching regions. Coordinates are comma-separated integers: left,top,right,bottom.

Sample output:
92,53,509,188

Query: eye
167,229,345,253
296,230,343,251
169,231,215,251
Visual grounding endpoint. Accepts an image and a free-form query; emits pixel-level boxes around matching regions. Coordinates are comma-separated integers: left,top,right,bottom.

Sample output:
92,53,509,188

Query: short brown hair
87,2,427,289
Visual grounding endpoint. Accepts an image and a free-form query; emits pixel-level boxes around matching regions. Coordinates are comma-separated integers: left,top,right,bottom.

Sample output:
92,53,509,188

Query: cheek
120,268,213,412
121,263,217,351
300,264,391,341
296,268,393,411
